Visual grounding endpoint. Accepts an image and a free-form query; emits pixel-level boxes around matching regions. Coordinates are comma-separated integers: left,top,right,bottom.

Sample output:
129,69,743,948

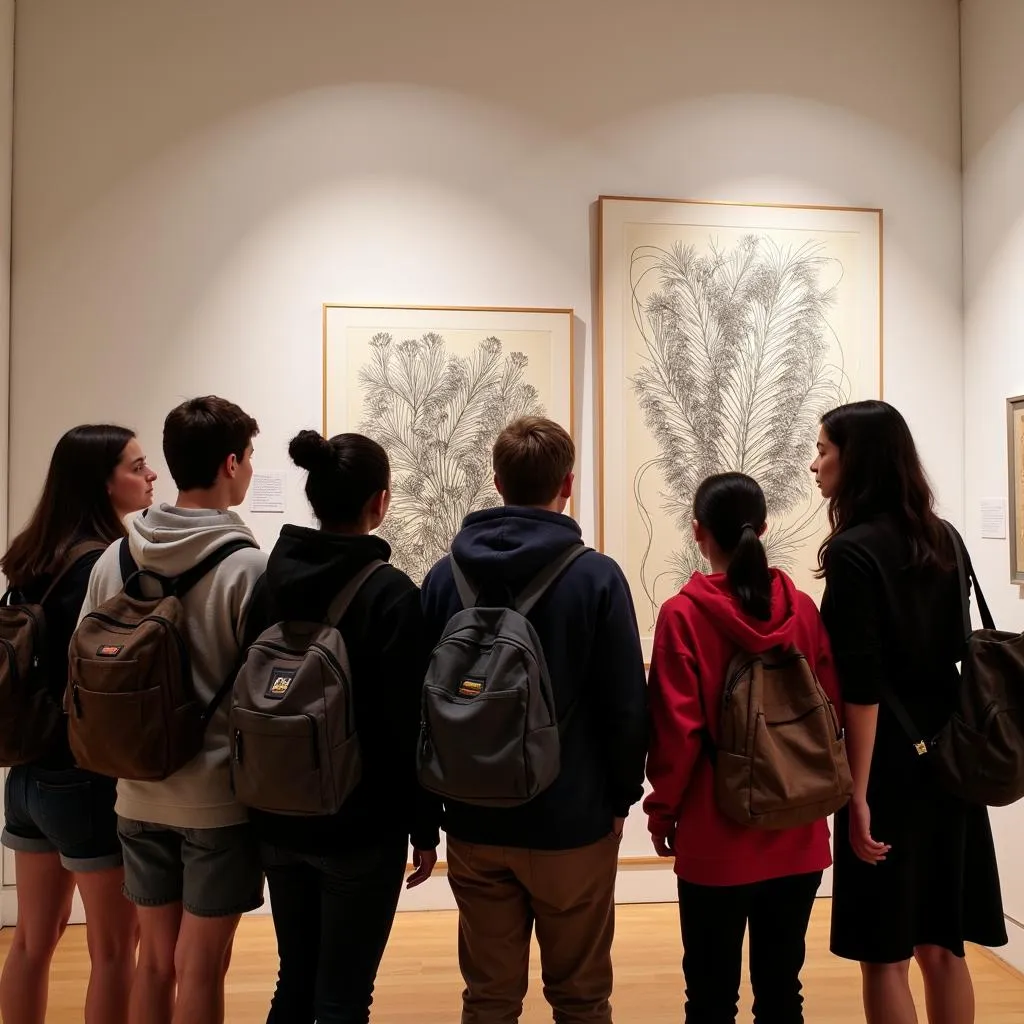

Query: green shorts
117,817,265,918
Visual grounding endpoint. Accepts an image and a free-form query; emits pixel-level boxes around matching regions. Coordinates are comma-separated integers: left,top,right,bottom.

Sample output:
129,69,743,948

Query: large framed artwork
598,197,883,657
1008,395,1024,585
323,304,574,583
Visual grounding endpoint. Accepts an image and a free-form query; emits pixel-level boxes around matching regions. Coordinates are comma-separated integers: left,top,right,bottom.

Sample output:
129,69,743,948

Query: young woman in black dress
811,400,1005,1024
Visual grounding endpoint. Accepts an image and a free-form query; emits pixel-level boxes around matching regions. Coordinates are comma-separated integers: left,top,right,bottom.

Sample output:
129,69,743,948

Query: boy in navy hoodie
421,416,648,1024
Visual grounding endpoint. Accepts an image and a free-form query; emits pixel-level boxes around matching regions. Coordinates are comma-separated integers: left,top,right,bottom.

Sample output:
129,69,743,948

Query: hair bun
288,430,334,471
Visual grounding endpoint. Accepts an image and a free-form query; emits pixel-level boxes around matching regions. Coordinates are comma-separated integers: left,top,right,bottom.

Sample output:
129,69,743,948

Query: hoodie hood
682,569,804,653
130,504,258,577
264,525,391,620
450,506,583,593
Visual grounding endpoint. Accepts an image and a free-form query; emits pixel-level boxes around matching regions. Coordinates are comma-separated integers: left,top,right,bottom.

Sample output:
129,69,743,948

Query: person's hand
406,848,438,888
651,829,675,857
612,816,625,838
849,798,890,865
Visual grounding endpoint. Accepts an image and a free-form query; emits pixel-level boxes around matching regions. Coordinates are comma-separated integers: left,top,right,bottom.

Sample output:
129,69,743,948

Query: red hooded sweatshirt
644,568,840,887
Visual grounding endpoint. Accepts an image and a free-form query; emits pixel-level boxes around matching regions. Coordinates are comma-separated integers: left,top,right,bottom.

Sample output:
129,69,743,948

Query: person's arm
643,605,704,857
591,562,649,830
823,541,891,864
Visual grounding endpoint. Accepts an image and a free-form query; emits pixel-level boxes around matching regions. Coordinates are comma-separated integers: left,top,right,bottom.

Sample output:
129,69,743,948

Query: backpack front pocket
67,671,168,780
230,706,325,815
419,685,529,805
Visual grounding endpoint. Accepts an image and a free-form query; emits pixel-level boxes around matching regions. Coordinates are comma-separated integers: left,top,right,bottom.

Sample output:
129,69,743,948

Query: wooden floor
1,901,1022,1022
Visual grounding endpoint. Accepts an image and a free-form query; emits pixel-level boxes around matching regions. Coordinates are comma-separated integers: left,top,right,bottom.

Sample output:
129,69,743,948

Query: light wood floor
1,901,1022,1022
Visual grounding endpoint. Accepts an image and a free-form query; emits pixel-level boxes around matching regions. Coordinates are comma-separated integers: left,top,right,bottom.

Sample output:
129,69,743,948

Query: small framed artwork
323,304,574,583
1008,395,1024,584
598,195,883,658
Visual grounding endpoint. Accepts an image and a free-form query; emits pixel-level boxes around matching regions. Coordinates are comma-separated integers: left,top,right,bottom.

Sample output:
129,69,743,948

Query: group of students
0,394,1007,1024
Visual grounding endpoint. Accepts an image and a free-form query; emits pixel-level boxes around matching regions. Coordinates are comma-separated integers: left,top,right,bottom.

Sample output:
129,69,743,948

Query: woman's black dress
821,516,1007,964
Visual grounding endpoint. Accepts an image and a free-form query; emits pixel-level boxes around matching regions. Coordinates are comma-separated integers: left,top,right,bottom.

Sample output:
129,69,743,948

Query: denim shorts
2,765,122,872
117,816,265,918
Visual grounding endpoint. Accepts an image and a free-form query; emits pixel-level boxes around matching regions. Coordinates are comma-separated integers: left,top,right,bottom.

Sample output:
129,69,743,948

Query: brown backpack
881,523,1024,806
67,537,255,781
0,541,108,766
710,645,853,830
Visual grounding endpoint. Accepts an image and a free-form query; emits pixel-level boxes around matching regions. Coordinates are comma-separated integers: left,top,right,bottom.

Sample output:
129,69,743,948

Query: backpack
0,541,108,767
66,536,256,781
228,560,385,816
417,543,589,808
881,523,1024,807
709,645,853,830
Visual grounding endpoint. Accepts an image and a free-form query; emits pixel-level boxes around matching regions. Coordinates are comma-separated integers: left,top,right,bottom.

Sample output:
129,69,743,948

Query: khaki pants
446,835,620,1024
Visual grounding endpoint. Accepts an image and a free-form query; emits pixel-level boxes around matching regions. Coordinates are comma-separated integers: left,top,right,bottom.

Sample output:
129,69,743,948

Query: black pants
263,838,408,1024
677,871,822,1024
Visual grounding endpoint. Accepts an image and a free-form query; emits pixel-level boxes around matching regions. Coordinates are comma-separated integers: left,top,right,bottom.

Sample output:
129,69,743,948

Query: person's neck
508,500,565,515
323,521,370,537
708,554,730,575
175,487,234,512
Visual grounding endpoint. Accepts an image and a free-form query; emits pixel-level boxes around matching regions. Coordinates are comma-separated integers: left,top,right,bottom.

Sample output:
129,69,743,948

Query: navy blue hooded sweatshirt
420,506,648,850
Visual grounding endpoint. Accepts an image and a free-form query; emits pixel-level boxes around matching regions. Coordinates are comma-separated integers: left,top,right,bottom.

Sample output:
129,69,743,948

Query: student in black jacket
0,424,157,1024
244,429,438,1024
420,416,648,1024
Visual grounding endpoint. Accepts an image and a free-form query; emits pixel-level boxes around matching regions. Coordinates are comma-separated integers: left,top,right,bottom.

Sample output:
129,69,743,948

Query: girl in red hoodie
645,472,840,1024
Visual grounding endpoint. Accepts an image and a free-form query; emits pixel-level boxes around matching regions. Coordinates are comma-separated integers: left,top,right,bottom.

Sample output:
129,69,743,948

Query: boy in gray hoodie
79,396,267,1024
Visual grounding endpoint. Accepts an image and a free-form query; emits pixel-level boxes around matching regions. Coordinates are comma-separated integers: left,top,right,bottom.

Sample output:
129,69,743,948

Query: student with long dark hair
645,472,838,1024
0,424,157,1024
813,400,1006,1024
244,430,439,1024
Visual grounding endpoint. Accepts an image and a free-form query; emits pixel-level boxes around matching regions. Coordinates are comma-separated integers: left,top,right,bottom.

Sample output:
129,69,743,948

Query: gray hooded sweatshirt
80,504,268,829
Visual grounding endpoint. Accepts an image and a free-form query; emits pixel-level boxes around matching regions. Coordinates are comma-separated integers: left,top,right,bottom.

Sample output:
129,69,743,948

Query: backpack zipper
83,611,190,682
0,638,20,688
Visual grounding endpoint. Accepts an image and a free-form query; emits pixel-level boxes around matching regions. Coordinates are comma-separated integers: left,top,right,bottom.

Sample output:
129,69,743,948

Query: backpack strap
118,537,137,585
449,544,590,614
29,540,109,606
175,540,258,597
325,559,387,625
515,544,590,616
449,556,479,610
942,521,996,634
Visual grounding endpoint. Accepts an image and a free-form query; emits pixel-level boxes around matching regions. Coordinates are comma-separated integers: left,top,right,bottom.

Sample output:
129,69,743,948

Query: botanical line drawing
357,330,544,580
629,234,849,627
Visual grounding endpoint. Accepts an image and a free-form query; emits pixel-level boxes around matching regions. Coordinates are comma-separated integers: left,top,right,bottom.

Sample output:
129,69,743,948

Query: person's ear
224,453,239,479
560,472,574,499
493,474,504,497
757,522,768,539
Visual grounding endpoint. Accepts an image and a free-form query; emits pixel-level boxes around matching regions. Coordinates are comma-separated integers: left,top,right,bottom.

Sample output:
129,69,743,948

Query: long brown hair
816,400,949,574
2,425,135,586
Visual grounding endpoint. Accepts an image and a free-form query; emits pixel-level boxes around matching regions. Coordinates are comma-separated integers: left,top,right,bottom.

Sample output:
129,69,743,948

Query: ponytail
727,524,773,621
693,473,774,621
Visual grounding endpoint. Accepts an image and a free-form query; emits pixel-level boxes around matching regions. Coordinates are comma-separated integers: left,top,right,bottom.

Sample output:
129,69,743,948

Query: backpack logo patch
96,644,124,658
265,668,296,700
458,680,483,698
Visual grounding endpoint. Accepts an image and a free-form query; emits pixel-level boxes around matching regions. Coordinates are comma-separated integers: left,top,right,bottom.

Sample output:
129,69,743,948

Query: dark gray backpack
417,544,589,807
228,560,385,816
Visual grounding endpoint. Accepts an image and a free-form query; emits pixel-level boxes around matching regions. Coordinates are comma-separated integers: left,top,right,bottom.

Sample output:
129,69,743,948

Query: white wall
0,0,14,911
962,0,1024,971
7,0,963,911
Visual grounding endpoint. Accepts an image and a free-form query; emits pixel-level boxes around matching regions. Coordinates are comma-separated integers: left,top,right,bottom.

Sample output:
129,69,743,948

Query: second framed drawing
324,304,574,583
598,196,883,657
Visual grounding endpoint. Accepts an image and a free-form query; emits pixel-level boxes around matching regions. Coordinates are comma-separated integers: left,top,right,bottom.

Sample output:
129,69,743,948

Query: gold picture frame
322,303,575,583
1008,394,1024,584
597,195,883,657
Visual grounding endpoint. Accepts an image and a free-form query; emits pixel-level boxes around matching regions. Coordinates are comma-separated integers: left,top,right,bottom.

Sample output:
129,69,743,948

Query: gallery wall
7,0,963,910
961,0,1024,973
